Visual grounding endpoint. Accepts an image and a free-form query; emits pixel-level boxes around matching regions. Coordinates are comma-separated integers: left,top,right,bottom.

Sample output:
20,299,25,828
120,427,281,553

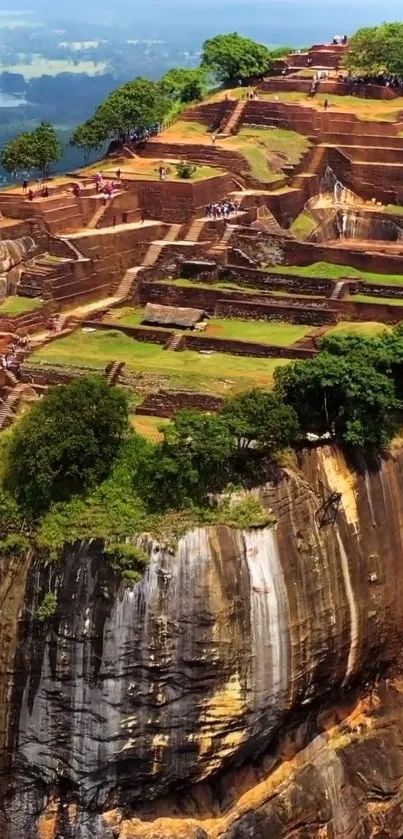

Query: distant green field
0,57,107,78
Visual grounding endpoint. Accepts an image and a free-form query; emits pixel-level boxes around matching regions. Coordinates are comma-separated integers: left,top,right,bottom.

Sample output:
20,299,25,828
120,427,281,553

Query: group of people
206,200,240,219
1,334,30,371
22,180,50,200
94,172,119,196
126,124,160,145
332,35,348,45
345,73,403,90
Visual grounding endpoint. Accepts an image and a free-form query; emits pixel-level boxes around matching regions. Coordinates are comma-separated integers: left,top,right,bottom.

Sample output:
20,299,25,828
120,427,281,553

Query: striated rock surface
0,236,37,298
2,445,403,837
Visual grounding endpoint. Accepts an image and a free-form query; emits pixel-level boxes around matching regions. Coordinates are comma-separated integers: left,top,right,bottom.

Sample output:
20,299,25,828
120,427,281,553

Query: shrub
176,161,197,179
105,542,149,584
36,592,57,622
5,376,129,516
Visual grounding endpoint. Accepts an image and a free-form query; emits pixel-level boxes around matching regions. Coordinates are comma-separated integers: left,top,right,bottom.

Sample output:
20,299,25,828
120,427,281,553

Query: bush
176,161,197,179
36,592,57,622
105,542,149,584
0,533,29,557
5,376,129,516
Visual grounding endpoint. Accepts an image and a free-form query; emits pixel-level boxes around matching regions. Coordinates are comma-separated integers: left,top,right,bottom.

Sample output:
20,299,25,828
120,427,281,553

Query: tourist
116,168,121,180
42,186,49,198
323,98,329,111
212,134,216,144
28,189,34,201
22,179,28,194
112,215,116,227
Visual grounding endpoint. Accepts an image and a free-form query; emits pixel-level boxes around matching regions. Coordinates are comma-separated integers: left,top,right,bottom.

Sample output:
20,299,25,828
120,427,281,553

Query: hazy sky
1,0,402,40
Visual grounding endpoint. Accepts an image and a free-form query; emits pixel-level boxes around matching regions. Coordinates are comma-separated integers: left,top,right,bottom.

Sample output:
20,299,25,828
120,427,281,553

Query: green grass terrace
265,262,403,286
107,306,313,346
0,296,43,316
30,328,291,395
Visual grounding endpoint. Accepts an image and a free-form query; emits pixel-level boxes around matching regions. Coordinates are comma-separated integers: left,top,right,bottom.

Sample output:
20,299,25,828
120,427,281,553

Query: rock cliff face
2,445,403,838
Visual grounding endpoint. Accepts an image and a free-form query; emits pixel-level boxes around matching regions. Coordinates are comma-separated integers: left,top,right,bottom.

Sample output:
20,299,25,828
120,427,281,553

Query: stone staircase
115,267,142,298
257,205,290,236
142,243,164,267
221,100,247,135
185,218,206,242
86,197,114,229
0,384,26,430
330,281,346,300
106,360,125,385
165,332,184,351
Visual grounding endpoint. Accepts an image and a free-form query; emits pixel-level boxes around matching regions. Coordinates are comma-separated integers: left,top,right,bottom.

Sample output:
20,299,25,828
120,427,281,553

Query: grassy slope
30,329,290,394
290,211,318,239
326,322,391,337
227,127,310,184
266,262,403,286
348,294,403,307
261,91,403,121
206,318,311,345
0,296,42,316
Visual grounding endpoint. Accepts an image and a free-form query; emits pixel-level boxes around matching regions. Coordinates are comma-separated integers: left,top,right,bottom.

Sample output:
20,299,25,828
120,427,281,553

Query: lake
0,92,27,107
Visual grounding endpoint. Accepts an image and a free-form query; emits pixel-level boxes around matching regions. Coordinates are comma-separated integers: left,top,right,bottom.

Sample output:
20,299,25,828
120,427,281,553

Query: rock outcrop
3,445,403,838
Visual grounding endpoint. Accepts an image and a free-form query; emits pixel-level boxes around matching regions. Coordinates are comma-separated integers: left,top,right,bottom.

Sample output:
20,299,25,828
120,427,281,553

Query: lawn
163,120,209,137
155,278,324,300
227,126,310,184
130,415,169,442
290,211,318,239
326,322,391,338
265,261,403,286
262,91,403,121
205,318,311,345
30,329,290,395
348,294,403,307
0,296,42,316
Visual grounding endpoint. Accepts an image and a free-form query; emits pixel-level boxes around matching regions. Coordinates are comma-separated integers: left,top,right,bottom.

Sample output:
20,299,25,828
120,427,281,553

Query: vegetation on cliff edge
3,328,403,556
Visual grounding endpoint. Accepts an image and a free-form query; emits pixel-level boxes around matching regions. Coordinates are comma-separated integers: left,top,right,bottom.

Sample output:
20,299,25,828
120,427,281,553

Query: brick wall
136,389,225,417
185,334,317,358
215,300,337,326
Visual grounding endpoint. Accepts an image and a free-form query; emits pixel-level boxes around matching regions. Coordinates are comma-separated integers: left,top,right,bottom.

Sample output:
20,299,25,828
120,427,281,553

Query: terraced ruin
3,38,403,432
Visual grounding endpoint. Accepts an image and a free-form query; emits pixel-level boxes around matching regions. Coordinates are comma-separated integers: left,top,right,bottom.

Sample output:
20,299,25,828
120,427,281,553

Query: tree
345,23,403,76
274,351,400,448
140,409,235,508
1,122,62,178
1,132,35,177
80,77,171,144
222,389,299,452
70,119,105,161
31,121,62,177
201,33,272,84
161,67,207,103
5,376,129,515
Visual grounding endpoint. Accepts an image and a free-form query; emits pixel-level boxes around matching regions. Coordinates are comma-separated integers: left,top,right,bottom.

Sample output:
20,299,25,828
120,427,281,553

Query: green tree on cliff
69,119,106,161
72,77,170,146
1,131,36,177
160,67,207,103
1,122,62,177
345,23,403,76
31,121,62,177
201,33,272,83
274,350,400,448
222,389,299,452
5,376,129,516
